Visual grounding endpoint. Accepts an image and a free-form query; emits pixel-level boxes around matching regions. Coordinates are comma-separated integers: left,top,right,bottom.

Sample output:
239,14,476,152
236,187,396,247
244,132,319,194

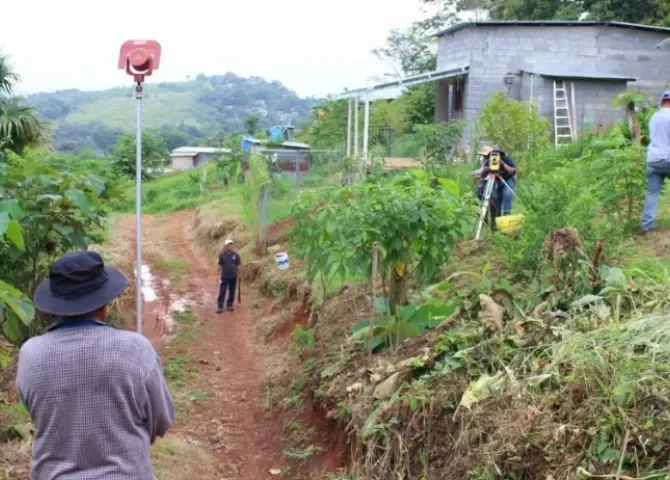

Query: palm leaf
0,99,47,153
0,51,19,96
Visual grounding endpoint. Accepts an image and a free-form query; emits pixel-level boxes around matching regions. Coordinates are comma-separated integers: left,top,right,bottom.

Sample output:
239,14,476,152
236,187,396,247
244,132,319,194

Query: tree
111,132,168,180
244,114,261,136
372,13,453,78
421,0,668,24
476,91,550,156
0,52,47,155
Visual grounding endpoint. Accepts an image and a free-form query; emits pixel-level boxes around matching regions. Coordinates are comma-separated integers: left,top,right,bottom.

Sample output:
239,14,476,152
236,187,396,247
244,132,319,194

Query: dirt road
117,211,289,479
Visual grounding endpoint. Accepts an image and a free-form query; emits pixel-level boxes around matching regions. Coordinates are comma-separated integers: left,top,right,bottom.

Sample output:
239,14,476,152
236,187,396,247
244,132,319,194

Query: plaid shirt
16,321,175,479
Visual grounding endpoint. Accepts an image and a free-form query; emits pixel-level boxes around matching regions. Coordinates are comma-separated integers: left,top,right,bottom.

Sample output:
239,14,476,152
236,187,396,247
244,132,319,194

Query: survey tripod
474,152,517,241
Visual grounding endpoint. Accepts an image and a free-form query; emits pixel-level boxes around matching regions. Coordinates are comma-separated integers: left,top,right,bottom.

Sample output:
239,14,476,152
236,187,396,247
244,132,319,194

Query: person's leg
217,279,226,313
492,180,503,218
226,277,237,311
642,162,665,232
501,177,516,216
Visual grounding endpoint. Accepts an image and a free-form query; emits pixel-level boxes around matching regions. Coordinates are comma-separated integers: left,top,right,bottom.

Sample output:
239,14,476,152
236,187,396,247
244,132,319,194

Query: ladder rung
556,116,570,119
556,134,574,138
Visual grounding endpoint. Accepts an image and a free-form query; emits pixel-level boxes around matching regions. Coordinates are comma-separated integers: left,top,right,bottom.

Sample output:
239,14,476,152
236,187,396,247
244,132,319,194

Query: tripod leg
497,177,517,216
475,177,495,240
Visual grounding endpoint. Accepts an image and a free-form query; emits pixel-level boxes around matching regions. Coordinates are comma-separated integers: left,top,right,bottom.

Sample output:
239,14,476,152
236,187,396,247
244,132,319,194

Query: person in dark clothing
478,146,517,217
217,239,240,313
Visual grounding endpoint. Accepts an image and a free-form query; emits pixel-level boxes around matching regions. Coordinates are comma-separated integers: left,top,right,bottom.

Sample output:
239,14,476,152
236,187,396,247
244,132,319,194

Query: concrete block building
434,21,670,137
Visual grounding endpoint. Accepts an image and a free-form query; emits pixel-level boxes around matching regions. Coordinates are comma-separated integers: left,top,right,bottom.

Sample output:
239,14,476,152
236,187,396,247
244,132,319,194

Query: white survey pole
363,99,370,161
135,83,143,335
346,98,352,157
353,97,359,156
118,39,161,337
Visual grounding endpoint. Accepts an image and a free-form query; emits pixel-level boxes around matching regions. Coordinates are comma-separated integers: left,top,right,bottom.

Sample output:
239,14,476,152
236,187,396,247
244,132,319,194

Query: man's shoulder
652,110,670,121
20,327,155,361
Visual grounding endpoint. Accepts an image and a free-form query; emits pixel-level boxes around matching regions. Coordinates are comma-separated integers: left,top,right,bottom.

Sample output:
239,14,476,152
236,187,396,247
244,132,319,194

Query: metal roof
520,69,636,82
243,137,311,150
334,66,469,100
169,146,231,157
437,20,670,37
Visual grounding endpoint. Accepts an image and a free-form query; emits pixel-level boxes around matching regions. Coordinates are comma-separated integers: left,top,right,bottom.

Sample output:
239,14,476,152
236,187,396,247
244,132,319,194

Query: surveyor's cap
34,251,128,317
478,145,494,157
661,91,670,102
224,238,234,246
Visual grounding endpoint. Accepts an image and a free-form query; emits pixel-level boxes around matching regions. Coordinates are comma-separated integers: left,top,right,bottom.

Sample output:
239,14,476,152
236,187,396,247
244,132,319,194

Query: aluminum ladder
553,80,574,148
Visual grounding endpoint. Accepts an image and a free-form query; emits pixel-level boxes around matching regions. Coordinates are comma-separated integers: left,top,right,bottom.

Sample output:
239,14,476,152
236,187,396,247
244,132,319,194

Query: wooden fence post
369,242,379,364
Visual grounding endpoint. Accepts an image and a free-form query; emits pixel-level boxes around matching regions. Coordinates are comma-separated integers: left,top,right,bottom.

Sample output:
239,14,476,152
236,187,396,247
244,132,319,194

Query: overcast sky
3,0,437,98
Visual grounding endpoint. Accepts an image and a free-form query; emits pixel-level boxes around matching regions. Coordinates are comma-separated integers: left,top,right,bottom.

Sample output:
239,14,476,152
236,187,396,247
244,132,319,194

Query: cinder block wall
437,24,670,146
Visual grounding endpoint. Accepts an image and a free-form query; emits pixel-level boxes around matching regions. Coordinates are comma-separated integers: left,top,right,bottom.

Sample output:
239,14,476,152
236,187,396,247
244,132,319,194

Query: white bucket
275,252,289,270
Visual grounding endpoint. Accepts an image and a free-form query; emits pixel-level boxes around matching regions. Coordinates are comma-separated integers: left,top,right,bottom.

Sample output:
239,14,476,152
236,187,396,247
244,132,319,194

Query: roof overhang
334,66,469,101
437,20,670,38
520,69,636,82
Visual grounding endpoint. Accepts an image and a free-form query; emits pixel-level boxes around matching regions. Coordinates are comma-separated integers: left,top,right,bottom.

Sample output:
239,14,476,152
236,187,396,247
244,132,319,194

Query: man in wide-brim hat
16,250,174,479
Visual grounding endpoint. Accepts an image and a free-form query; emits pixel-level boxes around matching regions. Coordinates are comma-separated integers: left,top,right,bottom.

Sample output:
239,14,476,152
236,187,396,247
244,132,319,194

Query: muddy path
117,211,292,479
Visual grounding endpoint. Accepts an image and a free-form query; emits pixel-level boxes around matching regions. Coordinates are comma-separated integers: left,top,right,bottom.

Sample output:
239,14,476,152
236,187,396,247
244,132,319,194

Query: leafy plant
476,91,550,157
111,132,168,180
0,150,110,343
587,128,646,231
292,170,473,311
350,300,459,351
413,121,464,172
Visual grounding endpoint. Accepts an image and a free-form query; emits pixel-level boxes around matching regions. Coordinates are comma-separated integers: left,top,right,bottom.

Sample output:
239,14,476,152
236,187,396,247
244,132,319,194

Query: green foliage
112,132,168,180
476,91,550,156
215,135,245,187
292,171,473,309
0,53,47,155
422,0,668,24
587,129,646,230
306,100,349,149
395,84,438,127
413,121,464,171
244,155,271,238
496,125,645,281
350,299,459,351
244,114,260,136
0,149,111,344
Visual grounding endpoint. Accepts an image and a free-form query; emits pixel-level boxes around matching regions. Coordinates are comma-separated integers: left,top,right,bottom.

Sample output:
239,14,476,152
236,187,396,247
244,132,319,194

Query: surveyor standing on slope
218,238,240,313
641,91,670,234
16,251,175,480
477,145,517,217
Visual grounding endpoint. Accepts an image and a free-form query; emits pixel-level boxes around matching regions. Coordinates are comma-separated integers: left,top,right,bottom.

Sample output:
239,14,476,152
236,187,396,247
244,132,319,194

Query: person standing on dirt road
16,250,175,480
642,91,670,234
218,238,240,313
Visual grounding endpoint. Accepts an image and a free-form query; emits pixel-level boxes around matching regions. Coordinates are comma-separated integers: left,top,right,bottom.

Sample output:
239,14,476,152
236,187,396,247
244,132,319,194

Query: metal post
346,98,352,157
363,99,370,162
135,83,143,335
353,97,359,157
295,150,299,188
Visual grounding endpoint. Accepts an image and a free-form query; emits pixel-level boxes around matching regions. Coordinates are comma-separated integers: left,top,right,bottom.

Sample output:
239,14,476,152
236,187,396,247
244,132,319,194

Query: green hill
23,73,320,154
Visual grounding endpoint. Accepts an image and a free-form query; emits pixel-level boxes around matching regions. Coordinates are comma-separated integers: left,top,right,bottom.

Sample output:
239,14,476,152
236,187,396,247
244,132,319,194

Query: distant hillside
23,73,320,154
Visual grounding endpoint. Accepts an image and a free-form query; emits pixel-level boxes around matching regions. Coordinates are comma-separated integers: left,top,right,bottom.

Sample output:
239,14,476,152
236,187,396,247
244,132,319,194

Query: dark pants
218,277,237,309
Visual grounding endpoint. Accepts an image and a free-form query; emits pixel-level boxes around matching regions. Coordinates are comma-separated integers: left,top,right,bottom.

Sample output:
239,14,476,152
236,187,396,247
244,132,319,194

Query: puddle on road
136,264,192,340
136,264,158,302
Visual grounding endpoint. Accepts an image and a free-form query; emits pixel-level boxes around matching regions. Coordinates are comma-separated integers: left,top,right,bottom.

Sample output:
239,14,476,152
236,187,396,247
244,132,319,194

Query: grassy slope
66,90,210,131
